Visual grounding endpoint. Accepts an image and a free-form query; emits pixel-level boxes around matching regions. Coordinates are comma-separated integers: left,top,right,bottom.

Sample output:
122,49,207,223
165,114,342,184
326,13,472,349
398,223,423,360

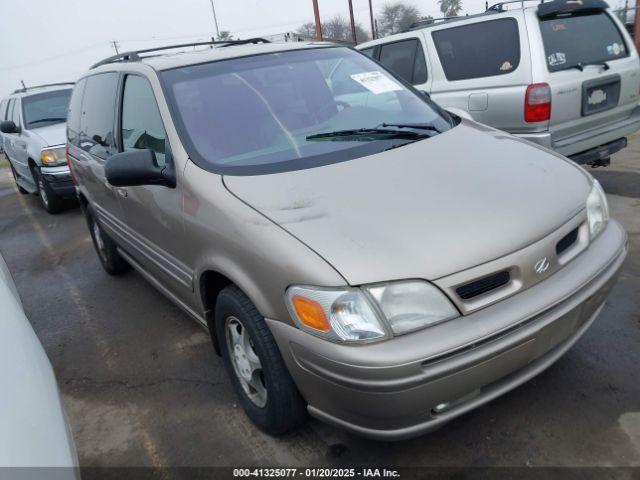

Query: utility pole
110,40,120,54
312,0,323,41
348,0,357,44
368,0,376,39
209,0,220,39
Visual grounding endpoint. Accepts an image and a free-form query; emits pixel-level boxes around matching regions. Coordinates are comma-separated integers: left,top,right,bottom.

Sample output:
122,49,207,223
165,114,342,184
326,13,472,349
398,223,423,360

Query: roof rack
13,82,75,94
90,38,271,69
486,0,543,11
407,16,459,30
485,0,544,12
404,12,500,31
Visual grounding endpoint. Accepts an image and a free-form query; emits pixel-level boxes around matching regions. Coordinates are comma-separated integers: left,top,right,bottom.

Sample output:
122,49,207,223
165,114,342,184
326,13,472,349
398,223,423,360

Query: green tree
377,3,422,36
438,0,463,17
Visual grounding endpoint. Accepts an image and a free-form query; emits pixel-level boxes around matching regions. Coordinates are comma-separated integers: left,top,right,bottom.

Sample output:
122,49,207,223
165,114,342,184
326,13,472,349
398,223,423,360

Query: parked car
68,39,627,440
0,83,75,213
0,252,79,472
357,0,640,167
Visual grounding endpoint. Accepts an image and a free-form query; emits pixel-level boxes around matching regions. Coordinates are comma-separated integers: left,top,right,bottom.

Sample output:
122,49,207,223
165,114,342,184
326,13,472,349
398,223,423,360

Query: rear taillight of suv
524,83,551,123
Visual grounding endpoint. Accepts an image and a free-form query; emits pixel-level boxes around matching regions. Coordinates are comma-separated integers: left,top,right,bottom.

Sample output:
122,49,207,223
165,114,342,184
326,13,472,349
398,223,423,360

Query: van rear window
540,12,628,72
432,18,520,81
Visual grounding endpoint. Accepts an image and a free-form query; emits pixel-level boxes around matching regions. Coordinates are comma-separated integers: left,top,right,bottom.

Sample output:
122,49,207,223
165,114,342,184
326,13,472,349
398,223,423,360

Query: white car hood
31,122,67,147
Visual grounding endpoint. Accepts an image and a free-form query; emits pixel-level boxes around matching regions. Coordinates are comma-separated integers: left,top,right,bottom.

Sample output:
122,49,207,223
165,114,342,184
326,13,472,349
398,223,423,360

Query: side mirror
105,149,175,188
0,121,20,134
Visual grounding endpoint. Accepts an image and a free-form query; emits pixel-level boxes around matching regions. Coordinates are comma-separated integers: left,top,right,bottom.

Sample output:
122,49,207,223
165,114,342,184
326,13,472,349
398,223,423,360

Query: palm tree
438,0,463,17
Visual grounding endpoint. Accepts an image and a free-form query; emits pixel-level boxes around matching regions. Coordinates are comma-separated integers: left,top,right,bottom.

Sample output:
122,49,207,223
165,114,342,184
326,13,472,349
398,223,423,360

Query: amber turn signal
291,295,330,332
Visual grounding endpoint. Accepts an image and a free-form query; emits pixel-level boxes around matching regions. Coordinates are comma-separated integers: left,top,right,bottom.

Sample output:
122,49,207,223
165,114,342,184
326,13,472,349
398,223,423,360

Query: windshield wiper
571,61,610,72
306,128,428,141
379,122,442,133
28,117,66,125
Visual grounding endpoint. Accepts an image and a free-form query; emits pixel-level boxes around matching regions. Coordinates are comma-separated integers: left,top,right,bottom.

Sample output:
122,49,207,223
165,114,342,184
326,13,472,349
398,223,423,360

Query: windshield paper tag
350,71,403,95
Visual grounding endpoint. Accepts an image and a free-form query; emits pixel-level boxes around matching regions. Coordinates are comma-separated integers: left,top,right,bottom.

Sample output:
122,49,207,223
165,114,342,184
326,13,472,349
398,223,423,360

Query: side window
120,75,168,166
4,100,13,121
413,45,428,85
11,99,21,127
81,72,119,159
67,78,86,148
378,39,427,85
432,18,520,81
360,47,375,58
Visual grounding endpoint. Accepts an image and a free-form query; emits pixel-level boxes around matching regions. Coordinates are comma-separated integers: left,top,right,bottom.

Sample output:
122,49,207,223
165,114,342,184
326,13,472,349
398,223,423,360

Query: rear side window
120,75,168,166
432,18,520,81
67,78,86,148
540,12,629,72
81,72,118,159
378,39,428,85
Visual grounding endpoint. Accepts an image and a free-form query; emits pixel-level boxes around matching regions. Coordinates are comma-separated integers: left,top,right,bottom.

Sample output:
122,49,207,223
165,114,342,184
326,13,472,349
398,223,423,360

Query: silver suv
357,0,640,167
68,39,626,440
1,84,75,213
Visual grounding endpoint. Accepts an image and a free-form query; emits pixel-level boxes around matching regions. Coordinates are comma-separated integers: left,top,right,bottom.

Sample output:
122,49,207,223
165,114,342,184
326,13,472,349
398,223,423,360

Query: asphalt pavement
0,136,638,472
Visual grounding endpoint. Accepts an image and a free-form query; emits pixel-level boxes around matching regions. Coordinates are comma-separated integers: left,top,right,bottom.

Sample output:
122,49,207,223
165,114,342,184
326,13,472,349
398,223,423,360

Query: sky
2,0,495,97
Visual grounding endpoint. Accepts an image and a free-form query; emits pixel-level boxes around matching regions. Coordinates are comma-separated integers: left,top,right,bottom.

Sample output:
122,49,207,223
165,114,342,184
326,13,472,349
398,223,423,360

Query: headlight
586,179,609,240
286,281,459,343
41,146,66,166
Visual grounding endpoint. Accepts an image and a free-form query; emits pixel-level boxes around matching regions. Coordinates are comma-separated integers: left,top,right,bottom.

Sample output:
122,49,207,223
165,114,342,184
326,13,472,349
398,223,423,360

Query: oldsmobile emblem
534,257,550,274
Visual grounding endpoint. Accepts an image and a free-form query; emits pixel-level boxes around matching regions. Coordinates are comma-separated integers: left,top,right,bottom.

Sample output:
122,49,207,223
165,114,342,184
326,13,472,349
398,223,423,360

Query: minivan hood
31,122,66,147
224,120,592,285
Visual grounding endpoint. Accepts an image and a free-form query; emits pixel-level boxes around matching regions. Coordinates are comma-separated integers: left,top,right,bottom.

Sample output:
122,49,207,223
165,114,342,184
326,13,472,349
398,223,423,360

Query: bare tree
377,3,422,36
438,0,463,17
297,16,370,43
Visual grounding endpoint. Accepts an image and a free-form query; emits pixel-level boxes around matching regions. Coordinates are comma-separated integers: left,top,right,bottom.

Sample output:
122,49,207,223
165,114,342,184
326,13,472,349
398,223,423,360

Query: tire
215,285,307,435
9,164,28,194
87,210,130,275
33,167,64,213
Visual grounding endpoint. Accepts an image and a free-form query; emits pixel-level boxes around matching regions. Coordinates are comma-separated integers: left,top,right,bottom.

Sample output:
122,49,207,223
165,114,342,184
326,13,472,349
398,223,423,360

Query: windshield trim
158,46,455,176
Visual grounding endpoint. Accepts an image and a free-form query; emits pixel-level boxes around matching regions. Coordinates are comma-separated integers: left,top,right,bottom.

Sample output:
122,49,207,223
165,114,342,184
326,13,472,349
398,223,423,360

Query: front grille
456,270,511,300
556,227,579,256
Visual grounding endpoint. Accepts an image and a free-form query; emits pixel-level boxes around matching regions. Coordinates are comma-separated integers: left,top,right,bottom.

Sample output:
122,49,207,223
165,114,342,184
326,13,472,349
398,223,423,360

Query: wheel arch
199,270,235,355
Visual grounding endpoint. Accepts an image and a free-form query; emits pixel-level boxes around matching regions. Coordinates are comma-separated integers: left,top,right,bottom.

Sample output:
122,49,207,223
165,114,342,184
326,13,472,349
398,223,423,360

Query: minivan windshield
540,12,629,72
161,46,453,174
22,89,72,129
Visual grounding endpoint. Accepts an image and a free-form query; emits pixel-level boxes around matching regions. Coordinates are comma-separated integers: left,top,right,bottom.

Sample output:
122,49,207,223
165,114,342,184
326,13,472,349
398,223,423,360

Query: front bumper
268,220,627,440
41,165,75,199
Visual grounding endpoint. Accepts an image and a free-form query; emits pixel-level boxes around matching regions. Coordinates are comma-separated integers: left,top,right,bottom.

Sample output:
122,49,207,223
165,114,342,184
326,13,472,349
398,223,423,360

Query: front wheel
33,168,64,213
215,285,307,435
